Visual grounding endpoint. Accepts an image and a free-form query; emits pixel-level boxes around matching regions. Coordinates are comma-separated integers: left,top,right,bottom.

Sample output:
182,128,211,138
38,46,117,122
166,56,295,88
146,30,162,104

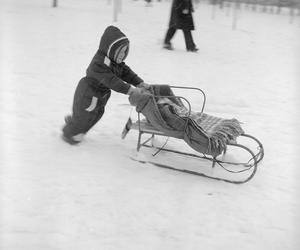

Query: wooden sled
123,86,264,184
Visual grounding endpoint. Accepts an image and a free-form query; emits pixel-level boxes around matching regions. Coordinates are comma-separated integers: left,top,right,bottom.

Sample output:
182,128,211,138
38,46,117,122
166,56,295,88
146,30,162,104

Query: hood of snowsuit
99,26,129,62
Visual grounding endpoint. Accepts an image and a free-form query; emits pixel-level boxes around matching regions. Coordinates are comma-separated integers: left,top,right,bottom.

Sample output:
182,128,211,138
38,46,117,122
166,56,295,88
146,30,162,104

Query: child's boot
62,115,84,145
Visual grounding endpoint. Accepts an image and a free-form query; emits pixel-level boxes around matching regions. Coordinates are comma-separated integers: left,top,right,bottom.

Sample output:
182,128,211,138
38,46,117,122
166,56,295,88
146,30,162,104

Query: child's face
115,45,128,64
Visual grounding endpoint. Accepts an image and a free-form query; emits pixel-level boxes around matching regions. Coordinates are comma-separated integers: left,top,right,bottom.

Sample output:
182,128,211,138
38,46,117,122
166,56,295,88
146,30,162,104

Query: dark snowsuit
164,0,196,50
63,26,143,139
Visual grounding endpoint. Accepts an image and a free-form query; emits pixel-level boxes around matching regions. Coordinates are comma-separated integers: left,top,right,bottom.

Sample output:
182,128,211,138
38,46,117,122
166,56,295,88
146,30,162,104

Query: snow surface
1,0,300,249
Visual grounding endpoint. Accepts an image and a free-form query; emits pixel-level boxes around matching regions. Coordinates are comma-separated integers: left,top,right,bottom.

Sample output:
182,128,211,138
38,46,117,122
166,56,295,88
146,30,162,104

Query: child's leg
62,78,111,141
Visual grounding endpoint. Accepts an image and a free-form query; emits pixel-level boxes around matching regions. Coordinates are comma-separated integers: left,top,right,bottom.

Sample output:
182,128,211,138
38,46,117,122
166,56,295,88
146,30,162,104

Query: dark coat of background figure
164,0,198,52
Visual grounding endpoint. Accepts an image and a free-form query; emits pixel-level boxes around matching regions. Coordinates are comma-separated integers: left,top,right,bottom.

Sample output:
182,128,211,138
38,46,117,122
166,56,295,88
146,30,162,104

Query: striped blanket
173,106,244,154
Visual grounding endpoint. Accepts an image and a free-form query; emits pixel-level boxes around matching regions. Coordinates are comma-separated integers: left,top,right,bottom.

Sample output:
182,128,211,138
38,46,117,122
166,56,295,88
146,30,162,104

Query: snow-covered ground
1,0,299,249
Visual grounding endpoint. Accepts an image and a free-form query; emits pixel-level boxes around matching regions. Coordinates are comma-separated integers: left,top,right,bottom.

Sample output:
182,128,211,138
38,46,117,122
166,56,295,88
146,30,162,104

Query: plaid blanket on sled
129,85,244,156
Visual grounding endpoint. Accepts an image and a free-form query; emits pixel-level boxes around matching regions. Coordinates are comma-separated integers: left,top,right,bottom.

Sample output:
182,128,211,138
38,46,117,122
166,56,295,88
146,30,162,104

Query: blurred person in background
163,0,198,52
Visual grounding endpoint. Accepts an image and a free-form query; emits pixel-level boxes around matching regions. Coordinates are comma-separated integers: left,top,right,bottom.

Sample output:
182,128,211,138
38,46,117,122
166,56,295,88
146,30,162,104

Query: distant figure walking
163,0,198,52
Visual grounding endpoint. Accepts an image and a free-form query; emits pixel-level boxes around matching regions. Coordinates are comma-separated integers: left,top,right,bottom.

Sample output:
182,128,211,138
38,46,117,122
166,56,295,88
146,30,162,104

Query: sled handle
169,86,206,113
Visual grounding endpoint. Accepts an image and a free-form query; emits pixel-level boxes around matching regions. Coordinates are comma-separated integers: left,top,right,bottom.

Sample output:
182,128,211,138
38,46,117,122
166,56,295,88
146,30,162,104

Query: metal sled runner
123,85,264,184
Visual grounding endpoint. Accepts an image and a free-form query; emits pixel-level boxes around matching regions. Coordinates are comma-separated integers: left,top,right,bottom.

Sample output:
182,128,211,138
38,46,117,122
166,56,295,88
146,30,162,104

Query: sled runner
122,85,264,184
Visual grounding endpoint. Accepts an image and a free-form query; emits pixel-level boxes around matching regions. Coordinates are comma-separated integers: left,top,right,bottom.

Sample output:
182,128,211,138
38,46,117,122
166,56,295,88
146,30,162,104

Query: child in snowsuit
62,25,149,145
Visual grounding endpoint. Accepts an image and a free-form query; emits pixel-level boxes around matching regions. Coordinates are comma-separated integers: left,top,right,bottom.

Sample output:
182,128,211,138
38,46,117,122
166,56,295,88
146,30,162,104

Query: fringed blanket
129,85,244,156
172,106,244,154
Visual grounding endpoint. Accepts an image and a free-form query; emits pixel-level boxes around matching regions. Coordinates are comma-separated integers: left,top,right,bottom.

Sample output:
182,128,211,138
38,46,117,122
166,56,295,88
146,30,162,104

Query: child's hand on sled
127,86,151,96
127,86,152,107
127,86,142,96
137,82,151,90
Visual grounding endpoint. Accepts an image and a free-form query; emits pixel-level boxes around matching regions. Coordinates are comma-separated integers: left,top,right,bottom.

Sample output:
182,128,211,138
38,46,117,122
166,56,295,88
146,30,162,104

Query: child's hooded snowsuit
63,26,144,138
